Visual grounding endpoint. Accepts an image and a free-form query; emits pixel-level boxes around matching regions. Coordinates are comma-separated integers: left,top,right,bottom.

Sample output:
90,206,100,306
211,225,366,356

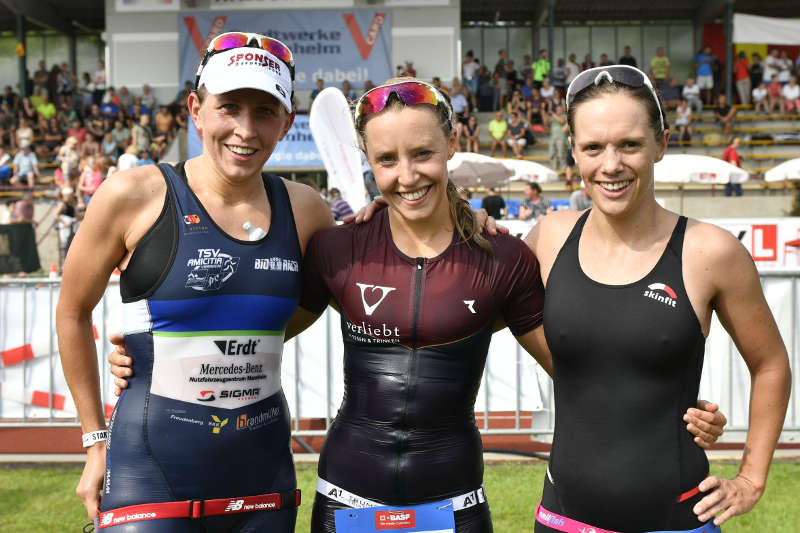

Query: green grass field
1,461,798,532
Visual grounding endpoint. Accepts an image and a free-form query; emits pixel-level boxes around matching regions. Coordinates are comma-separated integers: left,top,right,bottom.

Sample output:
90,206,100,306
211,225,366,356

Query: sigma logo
197,390,216,402
225,499,244,512
374,509,415,529
214,339,261,355
642,283,677,308
356,283,396,316
100,513,113,526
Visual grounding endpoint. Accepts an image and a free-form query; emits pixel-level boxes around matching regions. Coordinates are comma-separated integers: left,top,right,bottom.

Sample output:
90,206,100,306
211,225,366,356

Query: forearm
739,359,791,491
57,306,106,432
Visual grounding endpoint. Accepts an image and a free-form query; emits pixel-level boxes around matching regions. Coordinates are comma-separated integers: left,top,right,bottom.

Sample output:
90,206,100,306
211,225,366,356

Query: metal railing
1,274,797,443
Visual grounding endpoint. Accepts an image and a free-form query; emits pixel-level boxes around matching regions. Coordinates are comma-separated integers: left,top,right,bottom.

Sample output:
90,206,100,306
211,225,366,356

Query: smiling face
189,88,294,182
571,92,666,219
363,105,456,229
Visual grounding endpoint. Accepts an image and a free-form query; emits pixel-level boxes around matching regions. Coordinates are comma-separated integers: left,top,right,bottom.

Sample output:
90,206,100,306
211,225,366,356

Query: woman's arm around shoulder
685,220,791,525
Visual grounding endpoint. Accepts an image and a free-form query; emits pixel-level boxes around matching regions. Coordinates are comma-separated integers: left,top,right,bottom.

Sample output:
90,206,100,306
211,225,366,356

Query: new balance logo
356,283,396,316
225,499,244,512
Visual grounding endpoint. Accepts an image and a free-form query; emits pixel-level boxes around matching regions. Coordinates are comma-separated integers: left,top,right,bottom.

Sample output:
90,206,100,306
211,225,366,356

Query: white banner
733,14,800,45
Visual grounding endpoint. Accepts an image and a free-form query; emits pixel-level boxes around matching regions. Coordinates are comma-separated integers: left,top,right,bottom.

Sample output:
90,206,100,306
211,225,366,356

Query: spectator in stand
85,103,105,139
581,54,596,72
777,51,792,85
362,79,376,96
118,86,133,110
540,78,556,102
661,77,681,110
110,119,130,150
55,186,78,262
477,65,494,111
548,101,567,171
15,117,34,152
649,46,670,91
715,94,737,144
309,78,324,109
519,54,533,81
566,54,580,85
11,144,39,188
56,63,78,108
766,74,782,113
527,87,547,128
675,98,693,142
569,183,592,211
10,191,35,224
682,77,703,115
692,45,714,106
2,85,18,108
41,116,65,159
598,54,613,67
532,49,551,89
131,113,153,154
400,59,416,77
137,149,154,167
521,76,535,101
33,60,49,95
341,80,357,102
462,50,480,112
551,58,567,95
488,110,508,157
328,188,354,221
721,138,743,197
795,54,800,77
116,144,138,171
80,133,101,159
0,103,14,149
102,132,119,164
152,105,174,155
763,49,780,83
20,95,38,124
506,111,528,158
781,76,800,115
128,96,149,120
749,53,764,93
55,136,80,185
618,46,637,68
503,60,518,107
77,156,102,206
734,51,751,106
92,60,106,105
432,76,450,97
36,93,57,122
68,119,88,146
140,83,156,111
463,115,480,153
0,146,11,184
518,181,551,221
481,187,505,219
79,72,94,114
451,86,469,123
174,81,193,108
752,81,768,114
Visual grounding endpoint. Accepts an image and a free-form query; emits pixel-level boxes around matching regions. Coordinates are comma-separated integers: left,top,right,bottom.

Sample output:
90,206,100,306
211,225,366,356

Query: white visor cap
198,47,293,113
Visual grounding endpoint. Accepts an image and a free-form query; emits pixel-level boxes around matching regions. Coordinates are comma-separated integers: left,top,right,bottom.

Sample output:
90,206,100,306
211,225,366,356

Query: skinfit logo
356,283,396,316
197,390,216,402
642,283,677,308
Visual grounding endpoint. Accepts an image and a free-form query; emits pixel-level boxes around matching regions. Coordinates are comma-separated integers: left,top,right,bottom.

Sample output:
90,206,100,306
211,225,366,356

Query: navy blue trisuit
100,162,300,531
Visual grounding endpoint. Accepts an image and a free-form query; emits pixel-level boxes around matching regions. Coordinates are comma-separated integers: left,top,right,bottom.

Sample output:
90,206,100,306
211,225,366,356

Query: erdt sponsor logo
374,509,415,530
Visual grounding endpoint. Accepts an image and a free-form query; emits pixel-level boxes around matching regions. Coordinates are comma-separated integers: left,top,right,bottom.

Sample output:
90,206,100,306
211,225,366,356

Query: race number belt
316,477,486,512
96,489,300,528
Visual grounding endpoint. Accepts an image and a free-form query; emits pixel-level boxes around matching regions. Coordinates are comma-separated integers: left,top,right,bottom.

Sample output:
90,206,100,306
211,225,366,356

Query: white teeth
599,180,632,192
228,145,256,155
399,187,428,201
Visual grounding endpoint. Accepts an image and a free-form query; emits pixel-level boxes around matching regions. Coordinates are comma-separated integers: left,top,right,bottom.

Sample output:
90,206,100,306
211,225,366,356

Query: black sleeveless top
541,210,709,531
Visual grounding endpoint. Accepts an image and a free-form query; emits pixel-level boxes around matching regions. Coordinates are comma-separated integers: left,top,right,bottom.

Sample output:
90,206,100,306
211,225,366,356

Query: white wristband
82,429,109,448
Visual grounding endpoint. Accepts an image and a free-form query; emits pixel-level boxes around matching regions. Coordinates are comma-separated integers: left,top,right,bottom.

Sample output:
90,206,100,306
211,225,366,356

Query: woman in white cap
57,32,332,531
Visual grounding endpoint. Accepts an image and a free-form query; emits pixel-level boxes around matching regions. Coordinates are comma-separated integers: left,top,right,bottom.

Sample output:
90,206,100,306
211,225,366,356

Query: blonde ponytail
446,180,493,255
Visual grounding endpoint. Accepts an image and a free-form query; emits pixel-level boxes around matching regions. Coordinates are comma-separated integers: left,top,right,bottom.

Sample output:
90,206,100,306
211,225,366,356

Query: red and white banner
709,218,800,271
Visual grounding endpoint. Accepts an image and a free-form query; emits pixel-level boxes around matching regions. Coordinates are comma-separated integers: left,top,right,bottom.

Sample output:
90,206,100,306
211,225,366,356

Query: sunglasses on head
194,32,295,91
354,81,452,125
566,65,665,132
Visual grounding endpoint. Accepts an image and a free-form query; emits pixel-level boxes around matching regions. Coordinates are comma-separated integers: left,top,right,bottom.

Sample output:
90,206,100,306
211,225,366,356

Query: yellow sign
14,43,25,56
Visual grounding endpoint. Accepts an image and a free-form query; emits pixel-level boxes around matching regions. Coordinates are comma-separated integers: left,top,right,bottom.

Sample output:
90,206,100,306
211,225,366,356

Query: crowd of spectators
0,59,188,194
